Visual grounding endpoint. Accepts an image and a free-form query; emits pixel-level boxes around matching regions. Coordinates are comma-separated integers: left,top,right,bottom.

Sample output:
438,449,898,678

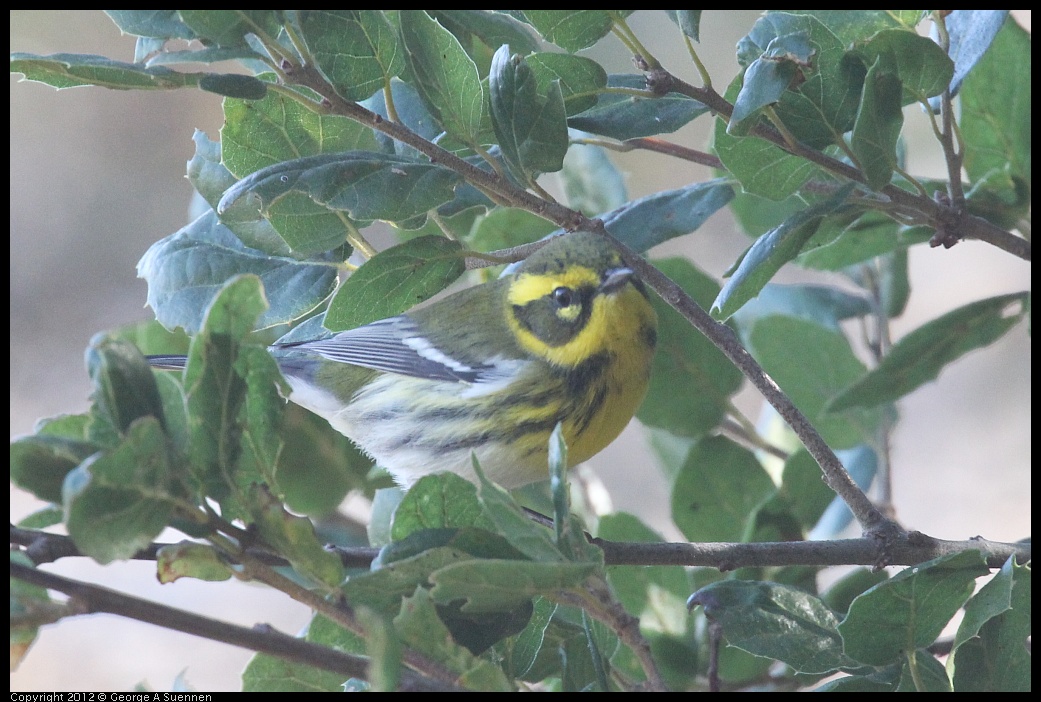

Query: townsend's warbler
154,231,657,489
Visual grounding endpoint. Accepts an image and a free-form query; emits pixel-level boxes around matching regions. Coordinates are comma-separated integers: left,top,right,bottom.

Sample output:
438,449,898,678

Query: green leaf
222,88,381,179
85,336,166,435
134,35,171,63
949,557,1031,692
274,404,372,516
959,17,1031,228
355,607,401,692
10,435,100,505
220,86,382,252
144,46,258,67
325,235,465,331
390,473,495,541
599,513,693,614
569,74,710,140
729,31,815,135
507,597,558,680
814,670,898,692
62,418,178,564
821,567,890,616
732,283,872,333
713,185,853,319
177,10,280,49
839,550,990,666
16,506,65,529
232,343,291,498
547,425,599,563
854,29,953,105
745,316,884,449
526,53,607,116
638,257,742,437
10,52,197,90
896,651,953,691
33,413,92,440
521,10,615,52
299,11,403,102
671,437,775,543
198,73,267,100
104,10,196,40
736,13,865,149
665,11,702,41
473,457,567,563
137,210,339,333
10,552,61,671
489,45,569,181
242,652,348,692
248,484,345,588
394,588,515,690
187,130,294,257
344,544,475,614
218,151,461,225
795,212,932,271
179,276,269,504
829,292,1028,411
879,248,911,318
558,143,627,217
362,78,441,158
466,207,558,253
306,612,367,654
430,559,598,613
377,527,529,570
157,542,234,584
850,56,903,189
603,179,735,252
929,10,1009,107
714,75,820,201
399,11,487,145
789,11,925,46
689,580,863,674
430,11,540,55
598,514,695,686
778,449,838,531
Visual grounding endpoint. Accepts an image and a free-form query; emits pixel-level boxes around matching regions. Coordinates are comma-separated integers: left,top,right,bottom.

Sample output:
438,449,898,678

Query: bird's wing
272,316,506,384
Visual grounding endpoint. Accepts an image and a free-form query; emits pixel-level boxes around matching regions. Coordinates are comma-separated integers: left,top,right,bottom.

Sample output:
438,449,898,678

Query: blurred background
11,11,1030,691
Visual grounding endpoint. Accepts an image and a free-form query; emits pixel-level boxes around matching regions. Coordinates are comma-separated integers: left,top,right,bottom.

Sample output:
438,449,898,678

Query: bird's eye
552,287,574,308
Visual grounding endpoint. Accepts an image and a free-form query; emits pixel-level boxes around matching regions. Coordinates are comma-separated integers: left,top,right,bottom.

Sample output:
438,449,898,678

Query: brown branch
10,523,379,570
15,524,1027,572
658,71,1030,261
8,559,459,692
594,533,1030,570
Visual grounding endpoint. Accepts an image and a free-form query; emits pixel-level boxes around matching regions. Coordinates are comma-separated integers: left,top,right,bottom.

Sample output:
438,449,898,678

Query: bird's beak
600,267,635,294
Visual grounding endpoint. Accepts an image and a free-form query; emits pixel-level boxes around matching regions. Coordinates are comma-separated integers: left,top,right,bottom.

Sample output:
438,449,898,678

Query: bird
150,231,657,489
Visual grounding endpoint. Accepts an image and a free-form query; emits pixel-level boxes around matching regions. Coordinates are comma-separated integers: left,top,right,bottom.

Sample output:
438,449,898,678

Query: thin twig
660,71,1030,260
15,524,1028,571
8,559,459,692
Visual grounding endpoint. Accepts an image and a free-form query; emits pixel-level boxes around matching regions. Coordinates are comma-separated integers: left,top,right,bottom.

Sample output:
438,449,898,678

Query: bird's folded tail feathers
145,355,188,370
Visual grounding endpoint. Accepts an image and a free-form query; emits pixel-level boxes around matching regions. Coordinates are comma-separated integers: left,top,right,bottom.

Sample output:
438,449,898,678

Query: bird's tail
145,355,188,370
